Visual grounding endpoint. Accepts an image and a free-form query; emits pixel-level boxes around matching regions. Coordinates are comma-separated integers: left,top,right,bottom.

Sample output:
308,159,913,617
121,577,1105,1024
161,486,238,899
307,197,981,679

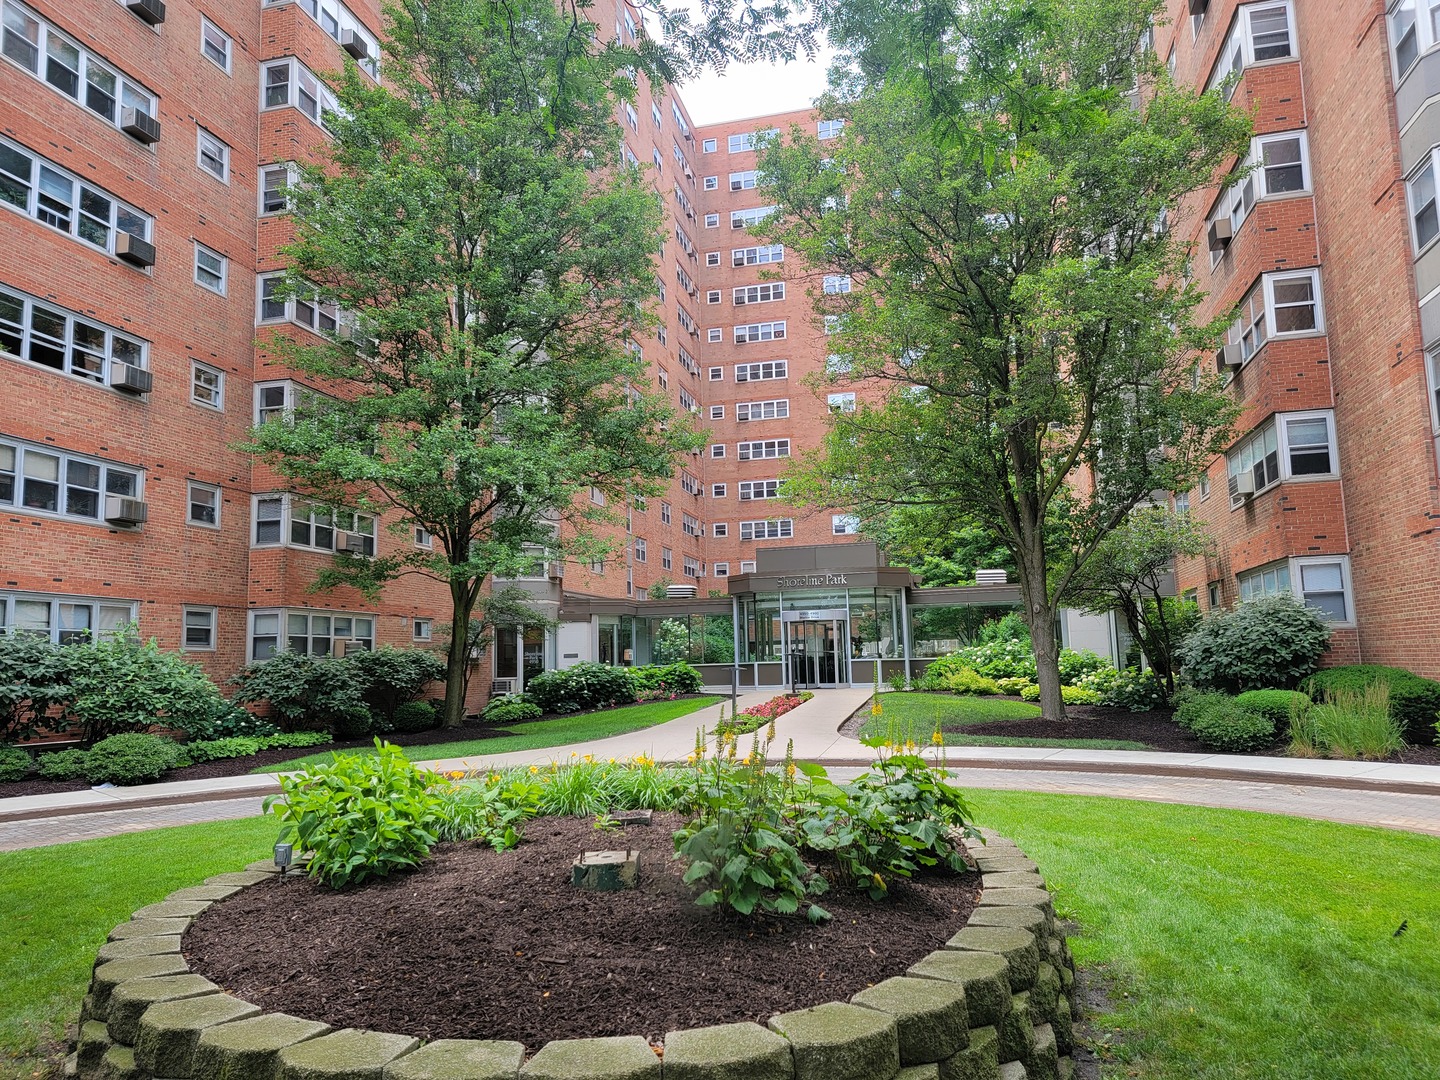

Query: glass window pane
44,35,79,97
85,64,117,121
104,469,137,496
1300,563,1343,593
15,599,51,632
99,605,131,632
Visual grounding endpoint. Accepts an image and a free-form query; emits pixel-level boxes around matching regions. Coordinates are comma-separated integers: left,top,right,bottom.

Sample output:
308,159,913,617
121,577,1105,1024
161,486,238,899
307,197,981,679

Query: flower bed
713,691,814,737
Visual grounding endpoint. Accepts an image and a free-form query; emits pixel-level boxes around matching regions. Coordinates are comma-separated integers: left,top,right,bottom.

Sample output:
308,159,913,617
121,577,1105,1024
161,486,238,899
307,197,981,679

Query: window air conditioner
109,363,153,394
734,296,746,306
1232,471,1257,496
335,531,367,554
121,108,161,145
341,31,369,60
126,0,165,24
1215,343,1242,372
115,233,156,269
1207,217,1233,252
334,639,366,657
1188,0,1209,14
104,495,148,525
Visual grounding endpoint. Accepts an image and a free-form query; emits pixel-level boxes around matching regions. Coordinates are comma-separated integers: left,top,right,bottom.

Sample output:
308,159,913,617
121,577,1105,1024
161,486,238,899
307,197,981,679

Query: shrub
231,652,371,736
524,662,636,714
181,731,334,764
995,677,1033,696
1302,665,1440,745
1234,689,1311,731
82,733,188,785
1020,684,1102,705
345,647,446,727
1074,667,1169,711
0,633,79,743
390,701,438,733
630,663,703,695
265,740,446,888
479,695,543,725
36,749,91,781
199,699,279,739
68,633,229,743
0,745,32,782
1057,649,1111,685
939,668,1001,695
1175,696,1276,752
1176,594,1330,694
1292,684,1405,761
977,611,1031,645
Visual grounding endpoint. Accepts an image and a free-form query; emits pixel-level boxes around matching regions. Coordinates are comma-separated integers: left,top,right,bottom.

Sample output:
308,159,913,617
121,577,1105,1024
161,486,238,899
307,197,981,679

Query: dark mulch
183,813,981,1049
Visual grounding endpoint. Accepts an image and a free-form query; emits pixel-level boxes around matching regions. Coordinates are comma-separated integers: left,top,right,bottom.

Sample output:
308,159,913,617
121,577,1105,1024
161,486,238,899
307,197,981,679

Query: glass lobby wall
741,596,782,662
846,588,904,659
644,614,736,665
910,603,1019,657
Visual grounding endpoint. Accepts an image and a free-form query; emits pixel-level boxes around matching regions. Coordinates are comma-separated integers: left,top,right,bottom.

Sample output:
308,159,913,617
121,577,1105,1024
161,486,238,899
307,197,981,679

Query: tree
246,0,700,727
761,0,1250,718
1064,507,1211,694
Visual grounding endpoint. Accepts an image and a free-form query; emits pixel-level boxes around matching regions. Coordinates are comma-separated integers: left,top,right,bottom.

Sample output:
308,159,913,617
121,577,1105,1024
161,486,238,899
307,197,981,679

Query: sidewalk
4,688,1440,847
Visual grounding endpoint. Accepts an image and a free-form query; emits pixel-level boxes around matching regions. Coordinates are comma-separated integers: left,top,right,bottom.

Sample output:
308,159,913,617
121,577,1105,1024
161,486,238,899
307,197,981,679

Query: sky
674,48,838,126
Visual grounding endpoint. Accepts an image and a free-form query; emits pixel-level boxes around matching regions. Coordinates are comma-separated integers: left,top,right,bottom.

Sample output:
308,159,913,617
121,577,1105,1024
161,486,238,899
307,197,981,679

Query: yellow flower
570,751,578,758
741,755,752,765
582,754,593,762
931,730,944,746
786,764,796,778
528,765,539,774
686,753,697,763
871,704,883,717
609,757,616,764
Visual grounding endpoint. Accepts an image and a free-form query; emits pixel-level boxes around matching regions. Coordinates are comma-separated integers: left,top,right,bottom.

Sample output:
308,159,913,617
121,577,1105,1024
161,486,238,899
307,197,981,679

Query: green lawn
865,692,1150,752
4,792,1437,1079
260,696,722,771
946,734,1149,751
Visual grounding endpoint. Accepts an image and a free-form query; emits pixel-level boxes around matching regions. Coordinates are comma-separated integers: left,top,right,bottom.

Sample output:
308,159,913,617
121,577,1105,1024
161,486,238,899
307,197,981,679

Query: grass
865,692,1148,751
4,792,1437,1079
259,696,722,771
945,735,1150,751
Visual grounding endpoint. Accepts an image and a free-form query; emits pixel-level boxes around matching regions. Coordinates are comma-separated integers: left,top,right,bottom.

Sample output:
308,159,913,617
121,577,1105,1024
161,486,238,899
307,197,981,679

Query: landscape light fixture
274,842,293,879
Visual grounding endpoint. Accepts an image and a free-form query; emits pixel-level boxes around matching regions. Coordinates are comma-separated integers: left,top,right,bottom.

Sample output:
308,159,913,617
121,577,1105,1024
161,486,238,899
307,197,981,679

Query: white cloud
676,49,836,125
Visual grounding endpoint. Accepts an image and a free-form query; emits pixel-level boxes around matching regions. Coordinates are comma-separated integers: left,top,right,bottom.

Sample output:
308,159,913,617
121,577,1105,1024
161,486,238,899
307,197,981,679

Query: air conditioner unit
126,0,165,24
1215,343,1242,372
340,30,369,60
1188,0,1209,14
104,495,148,525
334,639,366,657
121,107,161,145
1207,217,1233,252
491,677,516,694
115,233,155,269
109,363,153,394
734,296,746,306
1232,471,1257,496
335,531,367,554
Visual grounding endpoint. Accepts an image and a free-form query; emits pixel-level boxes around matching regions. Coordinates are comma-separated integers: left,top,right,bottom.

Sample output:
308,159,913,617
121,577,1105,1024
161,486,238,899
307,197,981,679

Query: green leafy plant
67,632,228,743
345,647,446,727
887,668,911,692
0,745,31,783
1302,665,1440,746
630,662,704,695
1290,684,1404,761
182,731,333,764
0,633,79,743
431,778,536,850
938,668,1001,695
523,662,637,714
81,733,188,785
35,749,90,781
479,697,544,725
231,652,372,736
1234,689,1311,732
265,741,445,888
1174,694,1275,752
198,699,279,739
995,676,1033,696
389,701,438,733
1176,594,1330,694
1074,667,1169,711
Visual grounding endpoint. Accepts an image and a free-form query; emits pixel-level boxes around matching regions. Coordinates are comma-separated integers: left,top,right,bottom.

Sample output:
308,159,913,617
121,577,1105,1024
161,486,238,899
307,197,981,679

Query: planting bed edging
69,831,1080,1080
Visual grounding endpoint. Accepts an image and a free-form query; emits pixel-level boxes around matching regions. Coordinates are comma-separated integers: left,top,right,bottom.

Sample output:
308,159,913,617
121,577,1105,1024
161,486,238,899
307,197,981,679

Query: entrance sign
774,572,850,588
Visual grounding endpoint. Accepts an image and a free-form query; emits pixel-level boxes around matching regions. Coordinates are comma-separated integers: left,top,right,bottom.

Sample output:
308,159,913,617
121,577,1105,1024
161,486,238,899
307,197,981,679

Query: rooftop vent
974,569,1008,585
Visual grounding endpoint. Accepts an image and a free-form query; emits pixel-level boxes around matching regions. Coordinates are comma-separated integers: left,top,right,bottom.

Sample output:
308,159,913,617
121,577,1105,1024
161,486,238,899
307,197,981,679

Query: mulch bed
183,813,982,1048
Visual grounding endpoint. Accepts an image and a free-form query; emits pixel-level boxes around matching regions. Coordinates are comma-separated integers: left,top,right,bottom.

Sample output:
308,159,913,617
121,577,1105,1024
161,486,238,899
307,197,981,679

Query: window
817,119,844,140
187,481,220,527
734,283,785,305
740,519,793,541
712,523,728,537
193,243,227,293
731,206,776,229
1,3,158,139
710,443,726,458
679,471,701,496
250,610,375,659
1207,2,1294,95
257,275,340,333
704,212,719,228
661,546,673,570
260,164,294,214
0,285,148,386
657,368,668,390
826,353,853,376
737,439,790,460
736,399,789,421
1409,151,1440,251
1238,562,1289,603
823,275,852,294
707,328,723,343
1173,490,1191,515
1226,410,1336,504
413,525,433,548
196,128,229,181
828,392,856,413
678,387,697,412
252,494,374,554
1392,1,1421,77
708,367,723,382
255,380,315,424
703,175,718,191
711,483,727,498
182,607,216,651
590,558,605,574
590,486,606,505
832,514,860,535
702,138,717,153
622,103,638,130
0,592,135,644
1226,270,1323,362
728,130,777,153
0,437,140,522
190,361,223,409
709,405,724,420
732,244,784,266
739,480,780,501
734,321,786,344
1218,132,1309,247
634,537,647,562
262,59,339,128
262,0,381,77
713,562,729,577
729,170,759,190
682,513,701,537
706,251,721,267
706,290,721,304
736,361,787,382
683,556,700,578
0,137,152,255
200,18,231,71
1295,557,1352,623
1200,472,1212,500
661,501,672,525
413,618,432,642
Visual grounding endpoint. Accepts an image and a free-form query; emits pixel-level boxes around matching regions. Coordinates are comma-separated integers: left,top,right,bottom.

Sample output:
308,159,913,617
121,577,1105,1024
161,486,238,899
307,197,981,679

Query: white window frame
817,119,844,140
191,361,224,410
259,163,296,215
706,289,721,304
702,138,717,153
832,514,860,535
728,129,777,153
711,483,727,498
412,618,432,642
200,17,231,73
634,537,647,562
710,443,726,458
731,206,776,229
735,360,788,383
734,283,785,305
182,606,217,651
413,524,433,549
249,608,376,661
729,170,759,190
186,481,221,528
737,439,791,461
196,127,230,181
251,493,376,555
0,135,152,255
823,275,852,294
712,524,728,537
1237,556,1354,625
736,399,789,421
732,244,784,266
705,251,721,267
713,561,730,577
257,274,340,334
0,591,136,644
0,283,149,388
1225,269,1324,364
682,555,700,578
707,328,722,343
709,405,725,420
704,212,719,228
1206,2,1295,96
1408,149,1440,254
828,391,857,413
1388,0,1440,83
261,58,339,129
262,0,380,78
739,518,793,541
661,501,671,525
0,436,142,524
661,546,673,571
0,2,159,140
1226,409,1337,506
734,321,786,344
738,479,780,501
193,242,227,294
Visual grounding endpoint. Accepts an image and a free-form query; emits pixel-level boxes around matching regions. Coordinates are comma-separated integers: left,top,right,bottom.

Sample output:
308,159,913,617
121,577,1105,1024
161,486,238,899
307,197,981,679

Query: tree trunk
1016,543,1066,721
442,585,473,729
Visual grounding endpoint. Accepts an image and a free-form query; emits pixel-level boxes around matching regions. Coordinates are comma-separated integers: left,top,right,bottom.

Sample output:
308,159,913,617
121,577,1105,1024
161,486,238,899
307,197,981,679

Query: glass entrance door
788,620,845,688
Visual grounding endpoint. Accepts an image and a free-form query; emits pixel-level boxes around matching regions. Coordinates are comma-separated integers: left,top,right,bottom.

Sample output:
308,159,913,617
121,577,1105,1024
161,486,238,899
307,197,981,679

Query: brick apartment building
1162,0,1440,677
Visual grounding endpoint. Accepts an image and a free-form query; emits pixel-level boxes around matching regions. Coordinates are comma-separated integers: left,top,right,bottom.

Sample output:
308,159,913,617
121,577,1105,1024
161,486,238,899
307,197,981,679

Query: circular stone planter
70,831,1080,1080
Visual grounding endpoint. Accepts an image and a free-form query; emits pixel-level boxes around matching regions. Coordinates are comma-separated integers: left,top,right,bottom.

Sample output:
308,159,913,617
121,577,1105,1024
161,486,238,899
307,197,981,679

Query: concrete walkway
4,688,1440,850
